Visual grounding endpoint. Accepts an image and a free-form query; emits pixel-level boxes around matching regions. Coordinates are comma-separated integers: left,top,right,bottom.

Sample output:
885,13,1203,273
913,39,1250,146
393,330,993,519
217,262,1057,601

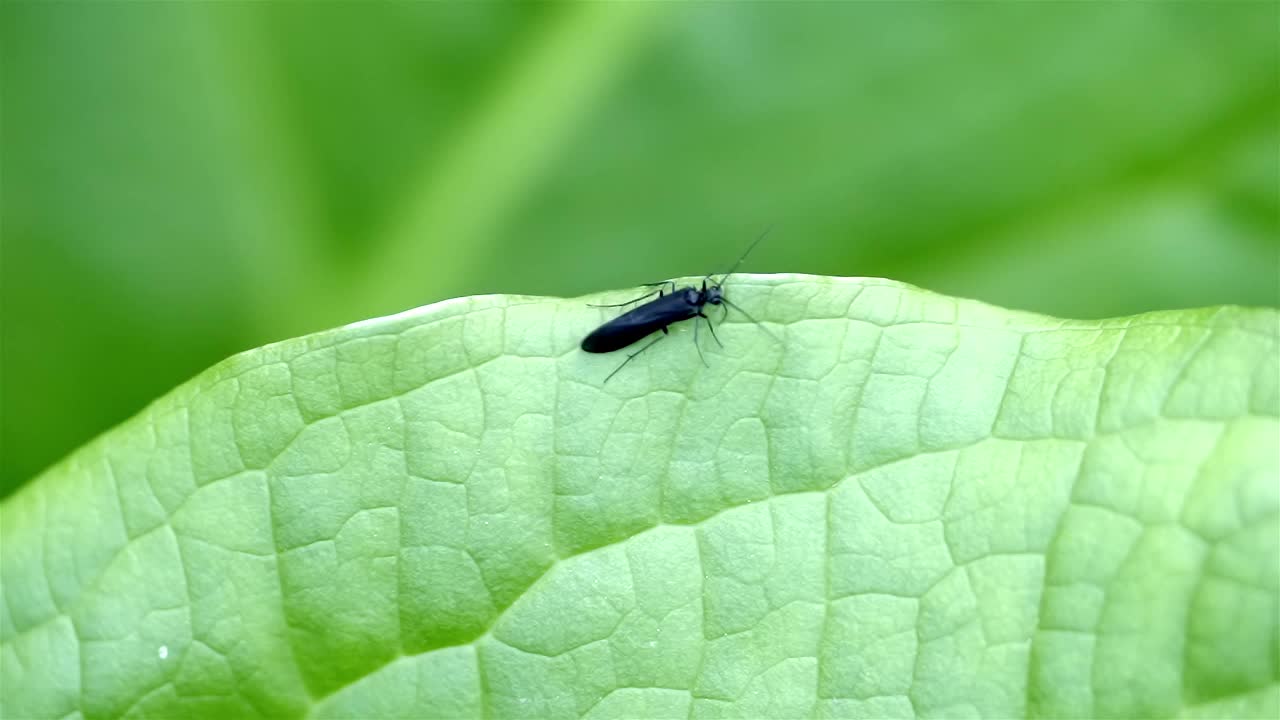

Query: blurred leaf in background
2,2,1277,497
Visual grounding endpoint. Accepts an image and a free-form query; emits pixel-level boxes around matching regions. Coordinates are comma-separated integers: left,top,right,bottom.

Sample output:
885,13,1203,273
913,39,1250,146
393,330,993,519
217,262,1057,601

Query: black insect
581,230,776,382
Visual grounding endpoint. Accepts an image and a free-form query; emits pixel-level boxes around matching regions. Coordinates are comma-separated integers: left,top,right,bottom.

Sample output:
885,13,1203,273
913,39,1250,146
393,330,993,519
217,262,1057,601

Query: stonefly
580,230,777,382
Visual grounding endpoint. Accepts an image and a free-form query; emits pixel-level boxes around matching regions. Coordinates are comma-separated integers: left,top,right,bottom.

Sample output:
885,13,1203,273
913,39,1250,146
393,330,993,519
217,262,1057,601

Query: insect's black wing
581,290,699,353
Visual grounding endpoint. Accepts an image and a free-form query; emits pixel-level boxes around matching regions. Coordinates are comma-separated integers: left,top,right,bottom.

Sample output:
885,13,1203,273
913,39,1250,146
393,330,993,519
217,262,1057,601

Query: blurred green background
3,2,1277,498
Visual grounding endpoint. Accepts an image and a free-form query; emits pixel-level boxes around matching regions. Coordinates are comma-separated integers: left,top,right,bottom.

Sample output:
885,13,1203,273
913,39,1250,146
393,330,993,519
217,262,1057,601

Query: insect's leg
643,281,678,295
588,289,660,309
698,312,724,348
604,335,665,383
587,281,676,309
692,317,709,368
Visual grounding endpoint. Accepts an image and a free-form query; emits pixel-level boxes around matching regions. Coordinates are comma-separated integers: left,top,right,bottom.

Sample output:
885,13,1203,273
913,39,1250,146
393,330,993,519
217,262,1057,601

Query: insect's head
698,228,781,344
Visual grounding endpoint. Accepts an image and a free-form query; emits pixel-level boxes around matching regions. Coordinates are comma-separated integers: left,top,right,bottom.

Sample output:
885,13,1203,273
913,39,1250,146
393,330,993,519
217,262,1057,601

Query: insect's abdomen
580,292,700,353
580,321,659,353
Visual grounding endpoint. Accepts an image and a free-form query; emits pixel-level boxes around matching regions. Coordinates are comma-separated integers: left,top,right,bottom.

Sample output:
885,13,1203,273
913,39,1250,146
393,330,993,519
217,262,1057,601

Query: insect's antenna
720,298,781,344
706,225,773,287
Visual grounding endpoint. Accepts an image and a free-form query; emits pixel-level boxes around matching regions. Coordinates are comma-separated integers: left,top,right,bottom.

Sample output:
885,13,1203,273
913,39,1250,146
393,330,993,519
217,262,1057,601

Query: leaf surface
3,276,1277,719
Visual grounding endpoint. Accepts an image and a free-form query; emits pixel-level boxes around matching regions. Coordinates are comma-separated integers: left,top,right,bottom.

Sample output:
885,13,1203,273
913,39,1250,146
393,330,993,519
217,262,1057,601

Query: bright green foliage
2,276,1277,719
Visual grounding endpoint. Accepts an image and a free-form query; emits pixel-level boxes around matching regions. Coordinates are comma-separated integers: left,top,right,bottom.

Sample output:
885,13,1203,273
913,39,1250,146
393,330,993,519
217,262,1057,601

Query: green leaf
3,276,1277,719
